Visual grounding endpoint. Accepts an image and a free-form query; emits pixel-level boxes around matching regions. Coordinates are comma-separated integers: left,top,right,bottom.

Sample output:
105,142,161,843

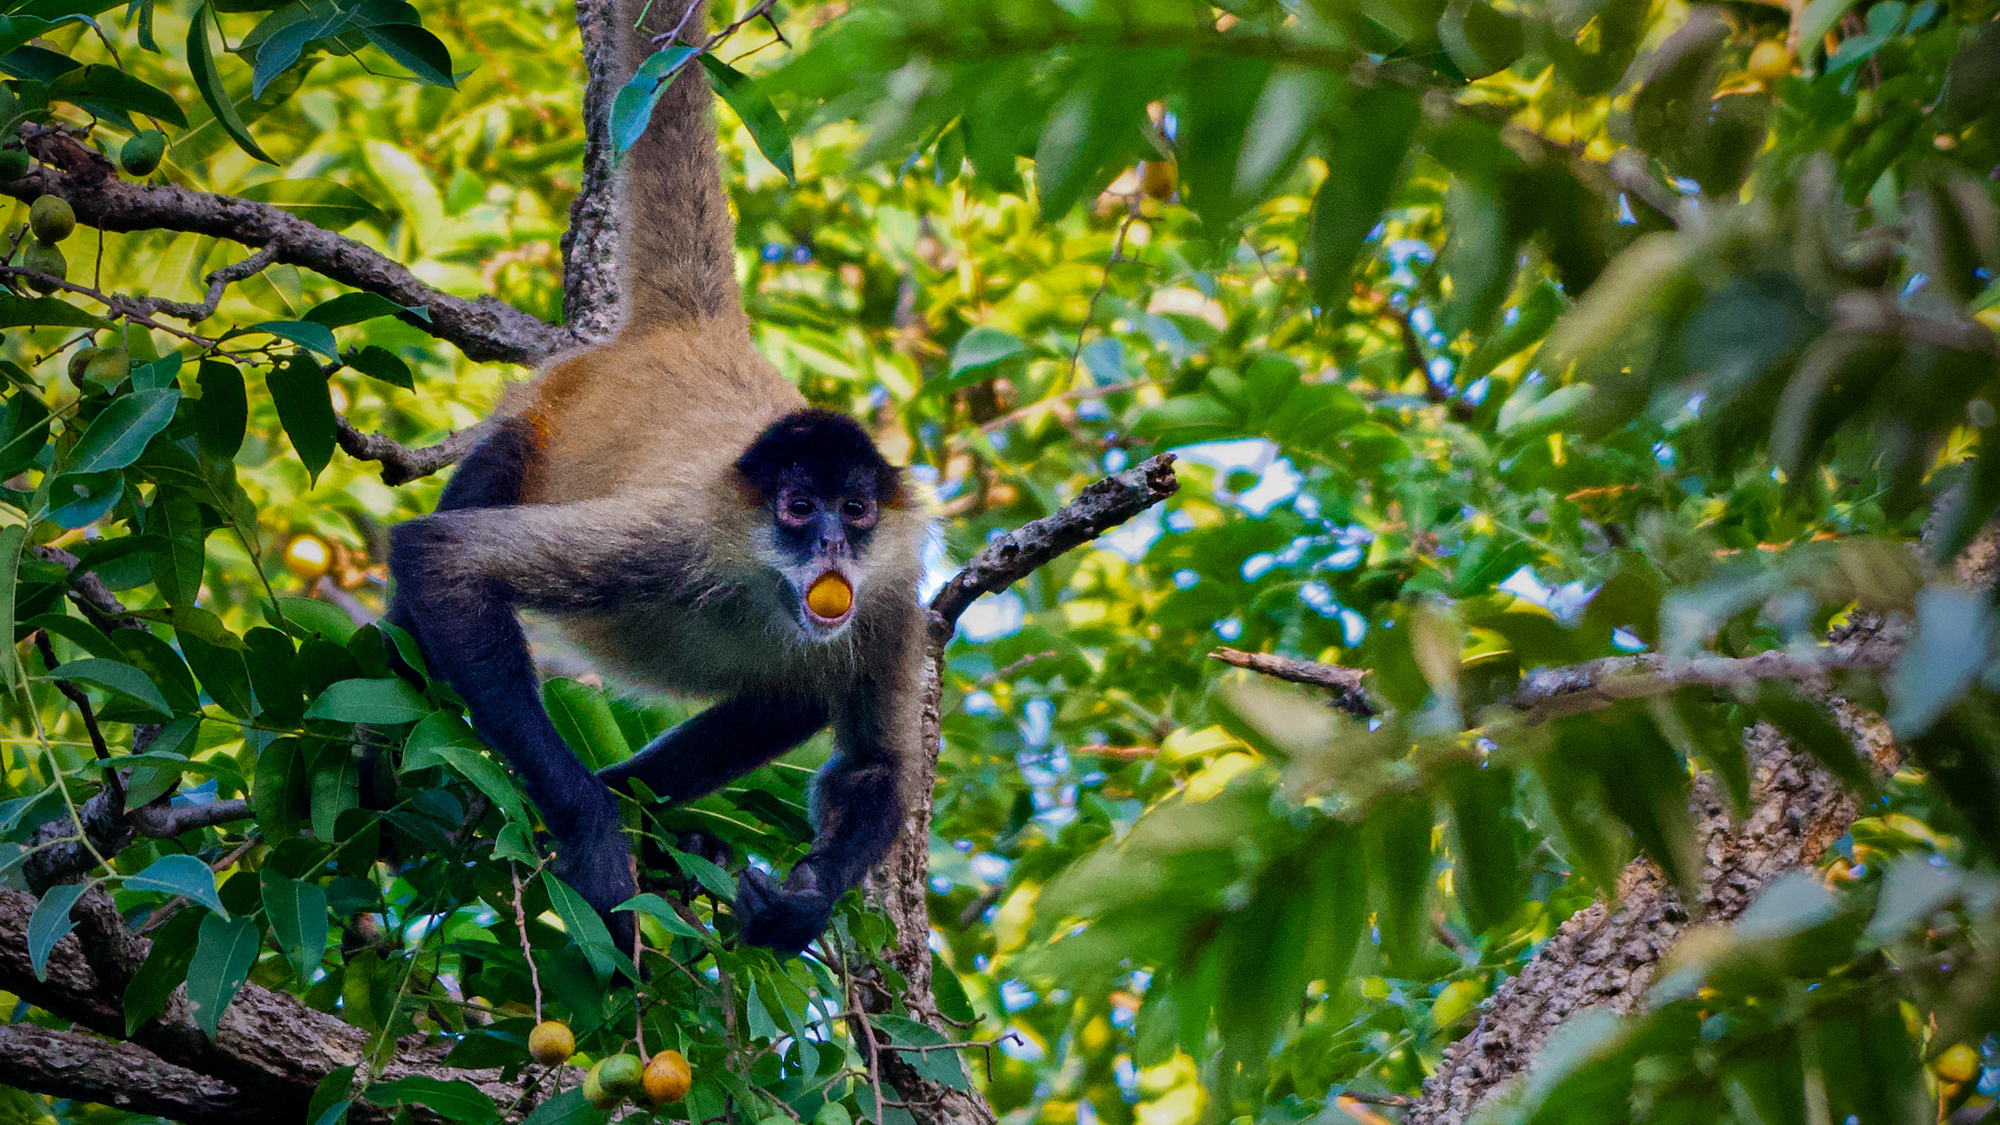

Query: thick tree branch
0,886,572,1123
928,454,1180,636
866,456,1181,1125
0,1023,266,1125
2,164,571,366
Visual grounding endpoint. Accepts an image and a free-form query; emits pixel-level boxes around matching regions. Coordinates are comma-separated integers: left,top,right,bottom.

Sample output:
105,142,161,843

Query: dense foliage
0,0,1997,1122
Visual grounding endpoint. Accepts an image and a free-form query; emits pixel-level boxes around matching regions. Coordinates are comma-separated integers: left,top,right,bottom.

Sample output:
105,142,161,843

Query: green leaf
51,63,188,127
611,45,696,153
543,679,630,772
271,596,360,643
252,735,307,841
0,295,110,329
363,1078,497,1124
0,524,23,690
1032,52,1162,220
124,853,227,915
403,713,527,824
124,909,201,1035
667,845,736,902
304,677,430,724
27,881,87,981
343,345,412,390
146,489,205,608
1867,854,1963,943
948,327,1026,380
1364,791,1433,973
520,1088,606,1125
1443,761,1524,933
186,3,276,164
47,657,172,717
698,51,793,183
185,913,259,1036
540,871,630,982
354,8,455,87
66,388,181,474
1309,84,1421,308
237,180,385,232
614,891,711,942
192,359,247,461
267,354,334,484
1887,585,1992,739
252,319,339,359
305,292,429,328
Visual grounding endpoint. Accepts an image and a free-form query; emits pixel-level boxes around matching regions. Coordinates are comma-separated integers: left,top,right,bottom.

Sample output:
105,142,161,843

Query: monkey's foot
736,866,833,956
554,822,640,958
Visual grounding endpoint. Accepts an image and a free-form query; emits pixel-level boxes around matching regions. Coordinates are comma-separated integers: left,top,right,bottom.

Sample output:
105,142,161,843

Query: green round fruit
582,1060,624,1111
67,345,102,385
0,150,30,182
22,238,66,291
28,195,74,243
120,130,165,177
597,1052,644,1097
83,346,129,389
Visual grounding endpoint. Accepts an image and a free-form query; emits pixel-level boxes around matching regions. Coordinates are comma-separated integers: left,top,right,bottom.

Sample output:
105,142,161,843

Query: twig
1211,647,1376,718
512,865,545,1022
33,633,123,808
928,454,1180,636
1218,643,1899,727
335,417,488,486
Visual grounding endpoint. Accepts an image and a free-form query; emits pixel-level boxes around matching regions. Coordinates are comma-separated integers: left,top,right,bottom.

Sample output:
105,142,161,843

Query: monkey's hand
554,813,640,958
736,863,834,956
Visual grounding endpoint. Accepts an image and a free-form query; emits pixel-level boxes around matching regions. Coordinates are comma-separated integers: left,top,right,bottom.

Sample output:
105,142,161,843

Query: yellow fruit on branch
527,1020,574,1065
644,1049,692,1104
285,535,332,582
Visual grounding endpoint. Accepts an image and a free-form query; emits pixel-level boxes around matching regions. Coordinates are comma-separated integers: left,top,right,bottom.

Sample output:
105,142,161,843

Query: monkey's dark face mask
736,410,901,641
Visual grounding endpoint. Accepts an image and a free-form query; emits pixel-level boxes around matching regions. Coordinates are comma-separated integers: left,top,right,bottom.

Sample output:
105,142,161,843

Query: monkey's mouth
800,569,856,631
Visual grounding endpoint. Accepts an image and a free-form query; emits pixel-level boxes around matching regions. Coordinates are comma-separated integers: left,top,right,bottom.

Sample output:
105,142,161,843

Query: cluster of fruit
527,1020,693,1112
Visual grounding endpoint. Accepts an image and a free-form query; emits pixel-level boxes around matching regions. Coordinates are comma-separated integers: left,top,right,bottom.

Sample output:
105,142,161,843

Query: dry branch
1,164,570,366
335,417,490,486
0,1022,266,1124
928,453,1180,635
1210,646,1375,717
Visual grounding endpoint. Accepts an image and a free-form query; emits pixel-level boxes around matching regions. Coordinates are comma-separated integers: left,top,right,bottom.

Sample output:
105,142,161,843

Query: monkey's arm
600,692,830,799
389,465,707,929
736,669,914,954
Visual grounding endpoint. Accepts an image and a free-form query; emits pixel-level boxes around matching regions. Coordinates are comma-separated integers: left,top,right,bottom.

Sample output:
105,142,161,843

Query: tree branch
2,164,571,366
0,1022,267,1125
335,416,490,486
928,454,1180,636
1210,647,1375,717
1215,642,1898,726
0,887,575,1123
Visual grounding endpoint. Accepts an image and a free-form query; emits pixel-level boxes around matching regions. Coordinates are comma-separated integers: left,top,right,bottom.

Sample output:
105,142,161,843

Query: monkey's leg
735,679,905,955
598,692,830,800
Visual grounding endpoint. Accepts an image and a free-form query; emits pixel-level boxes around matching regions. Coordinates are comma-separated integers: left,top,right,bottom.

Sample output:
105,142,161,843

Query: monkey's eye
786,496,815,520
842,499,868,519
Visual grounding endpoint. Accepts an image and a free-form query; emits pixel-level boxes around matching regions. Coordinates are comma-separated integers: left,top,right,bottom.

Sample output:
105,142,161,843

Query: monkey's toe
736,867,832,956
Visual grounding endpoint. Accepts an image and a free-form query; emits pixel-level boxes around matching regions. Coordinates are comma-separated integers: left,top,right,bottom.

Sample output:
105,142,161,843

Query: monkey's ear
877,464,910,510
729,468,768,508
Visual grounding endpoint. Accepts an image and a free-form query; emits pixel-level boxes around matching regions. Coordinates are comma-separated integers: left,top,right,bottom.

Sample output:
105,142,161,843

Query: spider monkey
386,0,927,956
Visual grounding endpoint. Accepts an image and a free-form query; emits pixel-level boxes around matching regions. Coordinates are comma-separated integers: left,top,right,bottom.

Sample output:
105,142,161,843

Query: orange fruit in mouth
807,572,853,619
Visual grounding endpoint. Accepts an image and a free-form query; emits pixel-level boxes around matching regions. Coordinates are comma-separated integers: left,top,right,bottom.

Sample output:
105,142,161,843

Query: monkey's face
735,409,904,642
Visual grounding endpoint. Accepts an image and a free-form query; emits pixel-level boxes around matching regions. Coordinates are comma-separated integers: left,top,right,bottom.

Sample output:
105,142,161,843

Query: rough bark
1407,532,1991,1123
0,887,572,1122
858,454,1182,1125
0,1023,266,1125
0,162,571,367
562,0,628,344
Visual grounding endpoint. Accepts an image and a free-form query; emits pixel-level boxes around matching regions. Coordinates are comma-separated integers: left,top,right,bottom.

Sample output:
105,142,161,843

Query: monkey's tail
614,0,740,328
